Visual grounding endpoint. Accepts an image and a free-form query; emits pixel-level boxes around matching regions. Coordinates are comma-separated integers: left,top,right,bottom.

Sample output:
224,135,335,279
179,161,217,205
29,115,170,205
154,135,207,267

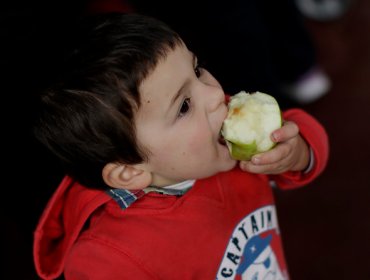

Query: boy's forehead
139,44,191,99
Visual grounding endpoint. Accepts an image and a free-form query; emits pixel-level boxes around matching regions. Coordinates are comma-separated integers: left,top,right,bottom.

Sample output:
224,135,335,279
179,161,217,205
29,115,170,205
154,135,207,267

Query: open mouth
218,133,226,146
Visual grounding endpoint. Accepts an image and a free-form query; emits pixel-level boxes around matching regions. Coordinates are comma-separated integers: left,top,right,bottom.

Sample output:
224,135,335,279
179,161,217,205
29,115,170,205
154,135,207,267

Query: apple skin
222,91,282,161
227,140,277,161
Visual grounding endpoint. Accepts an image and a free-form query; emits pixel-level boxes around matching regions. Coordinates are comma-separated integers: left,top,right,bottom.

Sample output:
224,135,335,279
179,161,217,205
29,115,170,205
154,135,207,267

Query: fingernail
252,157,260,164
271,132,278,142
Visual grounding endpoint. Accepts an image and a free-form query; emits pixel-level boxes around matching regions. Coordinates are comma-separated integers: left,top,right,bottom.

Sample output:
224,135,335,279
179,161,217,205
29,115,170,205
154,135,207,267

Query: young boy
33,13,329,280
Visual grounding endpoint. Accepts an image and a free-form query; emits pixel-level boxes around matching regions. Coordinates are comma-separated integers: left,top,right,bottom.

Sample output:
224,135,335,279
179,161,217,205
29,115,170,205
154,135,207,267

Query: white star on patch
250,245,256,253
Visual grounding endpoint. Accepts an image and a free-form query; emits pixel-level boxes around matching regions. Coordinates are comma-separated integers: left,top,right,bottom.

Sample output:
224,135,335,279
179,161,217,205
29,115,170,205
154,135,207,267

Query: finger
251,142,291,165
271,121,299,143
239,160,286,175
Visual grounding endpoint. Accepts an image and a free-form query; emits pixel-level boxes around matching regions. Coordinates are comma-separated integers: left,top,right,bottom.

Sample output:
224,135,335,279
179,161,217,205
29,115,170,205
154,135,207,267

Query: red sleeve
270,108,329,189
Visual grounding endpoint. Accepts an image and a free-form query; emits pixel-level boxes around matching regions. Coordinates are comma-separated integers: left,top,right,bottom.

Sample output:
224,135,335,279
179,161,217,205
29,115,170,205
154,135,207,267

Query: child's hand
239,121,310,174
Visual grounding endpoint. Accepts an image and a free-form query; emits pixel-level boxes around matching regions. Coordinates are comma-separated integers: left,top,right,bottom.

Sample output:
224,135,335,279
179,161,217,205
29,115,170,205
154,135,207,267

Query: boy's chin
218,158,238,172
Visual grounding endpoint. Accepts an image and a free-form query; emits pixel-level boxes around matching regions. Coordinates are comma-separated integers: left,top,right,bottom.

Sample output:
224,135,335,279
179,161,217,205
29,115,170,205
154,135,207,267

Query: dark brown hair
34,13,182,189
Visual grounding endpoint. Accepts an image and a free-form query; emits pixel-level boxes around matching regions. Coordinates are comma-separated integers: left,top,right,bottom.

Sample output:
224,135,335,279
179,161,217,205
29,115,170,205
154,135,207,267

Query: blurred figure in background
295,0,352,21
87,0,332,108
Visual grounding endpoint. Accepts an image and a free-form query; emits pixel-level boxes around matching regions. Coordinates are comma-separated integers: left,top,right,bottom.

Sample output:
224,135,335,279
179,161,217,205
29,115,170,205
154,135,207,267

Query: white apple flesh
221,91,282,161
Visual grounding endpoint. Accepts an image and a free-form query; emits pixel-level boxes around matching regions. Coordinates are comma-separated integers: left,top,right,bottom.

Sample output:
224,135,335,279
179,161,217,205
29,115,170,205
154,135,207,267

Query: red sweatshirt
33,109,329,279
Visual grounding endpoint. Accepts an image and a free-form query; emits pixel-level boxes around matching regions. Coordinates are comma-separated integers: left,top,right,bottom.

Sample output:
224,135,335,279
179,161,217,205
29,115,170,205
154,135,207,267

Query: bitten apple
221,91,282,161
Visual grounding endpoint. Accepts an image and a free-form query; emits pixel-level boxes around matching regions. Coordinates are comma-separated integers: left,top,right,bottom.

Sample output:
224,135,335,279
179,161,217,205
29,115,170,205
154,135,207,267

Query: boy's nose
206,87,225,113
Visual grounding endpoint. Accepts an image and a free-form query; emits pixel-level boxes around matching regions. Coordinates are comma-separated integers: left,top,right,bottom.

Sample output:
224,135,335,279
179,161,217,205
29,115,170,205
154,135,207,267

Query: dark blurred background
2,0,369,279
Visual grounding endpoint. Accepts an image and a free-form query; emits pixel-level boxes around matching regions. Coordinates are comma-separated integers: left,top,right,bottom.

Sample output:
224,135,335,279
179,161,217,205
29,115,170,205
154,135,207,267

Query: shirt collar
107,180,195,210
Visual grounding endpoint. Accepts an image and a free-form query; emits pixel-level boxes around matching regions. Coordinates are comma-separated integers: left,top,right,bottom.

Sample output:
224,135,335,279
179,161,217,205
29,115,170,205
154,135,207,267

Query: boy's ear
102,162,152,190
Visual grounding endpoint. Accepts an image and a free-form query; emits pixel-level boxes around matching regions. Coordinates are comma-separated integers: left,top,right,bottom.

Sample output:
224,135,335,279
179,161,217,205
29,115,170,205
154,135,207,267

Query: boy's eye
178,97,191,118
193,55,204,78
194,66,202,78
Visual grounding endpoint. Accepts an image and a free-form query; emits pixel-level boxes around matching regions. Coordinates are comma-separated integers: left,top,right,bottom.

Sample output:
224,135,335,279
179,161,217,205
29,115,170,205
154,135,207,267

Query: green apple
221,91,282,161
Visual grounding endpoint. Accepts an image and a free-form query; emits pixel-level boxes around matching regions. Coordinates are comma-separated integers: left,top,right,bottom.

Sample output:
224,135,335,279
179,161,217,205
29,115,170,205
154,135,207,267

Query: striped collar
107,180,195,210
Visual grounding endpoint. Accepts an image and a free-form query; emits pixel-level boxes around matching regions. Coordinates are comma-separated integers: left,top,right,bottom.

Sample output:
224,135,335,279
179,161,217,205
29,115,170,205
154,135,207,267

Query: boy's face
136,43,237,187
